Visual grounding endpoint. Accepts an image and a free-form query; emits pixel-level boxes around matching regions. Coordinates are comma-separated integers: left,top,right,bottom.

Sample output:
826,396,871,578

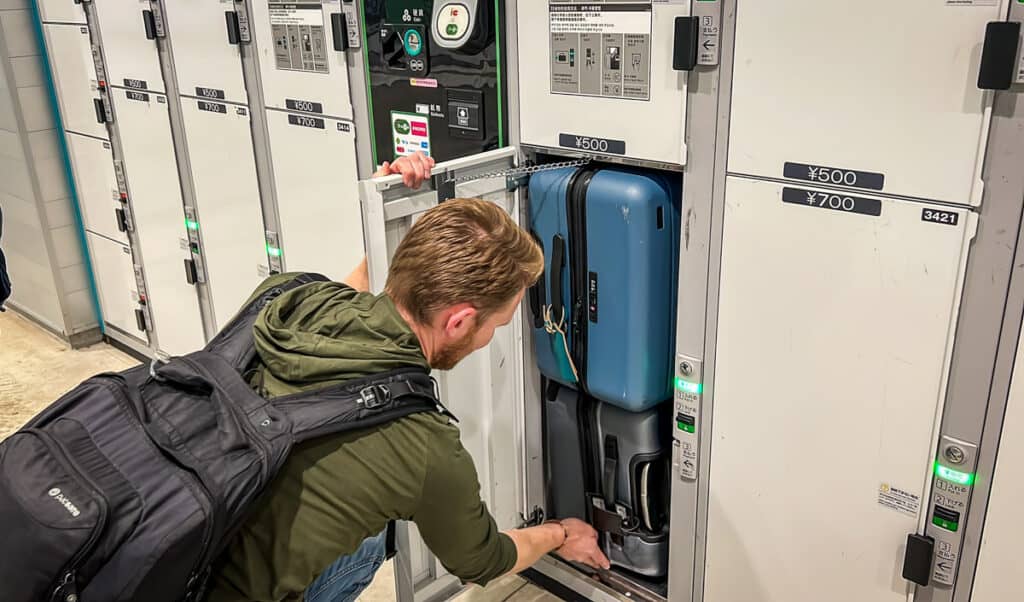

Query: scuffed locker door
161,0,249,104
249,0,353,119
110,88,205,356
265,109,362,281
43,24,109,140
65,132,127,245
92,0,166,93
703,177,976,602
728,0,1002,205
179,99,268,330
360,148,528,602
85,232,146,342
37,0,86,24
971,322,1024,602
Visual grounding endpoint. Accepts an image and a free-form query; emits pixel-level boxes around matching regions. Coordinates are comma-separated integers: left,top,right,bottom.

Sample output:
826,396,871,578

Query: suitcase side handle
550,234,566,321
527,231,546,328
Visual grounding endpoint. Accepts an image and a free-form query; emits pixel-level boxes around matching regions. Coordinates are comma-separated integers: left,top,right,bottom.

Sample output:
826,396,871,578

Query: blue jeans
304,532,387,602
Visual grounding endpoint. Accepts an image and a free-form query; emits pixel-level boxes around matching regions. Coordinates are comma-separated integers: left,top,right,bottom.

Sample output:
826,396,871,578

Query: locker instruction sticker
878,483,921,517
270,1,329,74
549,1,653,101
391,111,431,158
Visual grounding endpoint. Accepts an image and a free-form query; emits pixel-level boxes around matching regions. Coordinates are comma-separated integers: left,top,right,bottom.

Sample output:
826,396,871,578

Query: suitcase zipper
565,168,595,384
27,429,108,602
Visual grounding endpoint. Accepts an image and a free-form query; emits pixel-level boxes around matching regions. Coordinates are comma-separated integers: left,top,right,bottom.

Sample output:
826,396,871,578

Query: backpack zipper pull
53,571,79,602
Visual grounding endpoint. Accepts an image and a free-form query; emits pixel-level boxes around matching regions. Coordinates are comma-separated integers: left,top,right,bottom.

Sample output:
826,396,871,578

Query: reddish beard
430,327,480,371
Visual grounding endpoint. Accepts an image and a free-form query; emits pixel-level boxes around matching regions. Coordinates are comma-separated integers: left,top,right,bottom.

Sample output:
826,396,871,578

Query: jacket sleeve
412,431,518,587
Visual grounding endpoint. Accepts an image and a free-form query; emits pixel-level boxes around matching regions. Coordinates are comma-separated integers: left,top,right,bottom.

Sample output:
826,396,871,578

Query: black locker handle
550,234,566,322
184,259,198,285
978,21,1021,91
331,12,349,52
93,98,105,123
672,16,699,72
225,11,241,45
602,435,619,509
142,10,157,40
902,533,935,587
114,208,128,232
134,308,147,332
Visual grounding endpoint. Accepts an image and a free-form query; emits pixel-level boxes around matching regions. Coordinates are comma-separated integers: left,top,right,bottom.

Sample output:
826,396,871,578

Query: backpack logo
48,487,81,517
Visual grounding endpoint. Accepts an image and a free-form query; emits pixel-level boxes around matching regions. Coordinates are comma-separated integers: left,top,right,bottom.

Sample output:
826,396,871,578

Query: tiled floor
0,311,560,601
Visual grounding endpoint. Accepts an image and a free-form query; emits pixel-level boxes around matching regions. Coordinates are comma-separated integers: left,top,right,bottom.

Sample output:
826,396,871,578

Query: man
206,153,609,602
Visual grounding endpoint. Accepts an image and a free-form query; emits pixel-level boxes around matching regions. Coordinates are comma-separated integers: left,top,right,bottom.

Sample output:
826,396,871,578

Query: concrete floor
0,311,559,601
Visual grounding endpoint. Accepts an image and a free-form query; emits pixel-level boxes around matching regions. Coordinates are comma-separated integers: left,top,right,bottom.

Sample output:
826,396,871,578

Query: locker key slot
331,13,349,52
978,21,1021,90
225,11,242,45
143,10,157,41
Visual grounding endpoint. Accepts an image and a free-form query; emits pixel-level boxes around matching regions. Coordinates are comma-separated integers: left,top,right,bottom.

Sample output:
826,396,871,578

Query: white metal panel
37,0,86,26
161,0,248,104
92,0,165,93
516,1,689,166
179,99,268,330
705,177,976,602
266,109,362,281
65,132,126,244
971,330,1024,601
249,0,352,119
85,232,144,341
728,0,1000,205
111,89,205,356
359,148,526,600
43,23,108,139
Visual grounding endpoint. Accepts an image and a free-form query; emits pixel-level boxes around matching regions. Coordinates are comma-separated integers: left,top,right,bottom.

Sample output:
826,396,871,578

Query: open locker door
360,148,529,602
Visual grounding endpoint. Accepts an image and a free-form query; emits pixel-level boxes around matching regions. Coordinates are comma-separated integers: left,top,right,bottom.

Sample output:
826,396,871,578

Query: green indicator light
675,378,702,395
266,245,282,258
935,463,974,486
185,219,199,230
932,516,959,532
677,422,696,434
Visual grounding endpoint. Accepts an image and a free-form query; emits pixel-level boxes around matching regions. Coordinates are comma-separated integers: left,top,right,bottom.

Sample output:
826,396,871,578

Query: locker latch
184,259,199,285
978,21,1022,90
902,533,934,587
114,208,130,233
672,17,700,71
134,307,149,332
331,13,350,52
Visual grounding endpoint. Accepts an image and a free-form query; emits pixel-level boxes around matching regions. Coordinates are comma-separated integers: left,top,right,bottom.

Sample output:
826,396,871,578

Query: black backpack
0,203,11,311
0,272,447,602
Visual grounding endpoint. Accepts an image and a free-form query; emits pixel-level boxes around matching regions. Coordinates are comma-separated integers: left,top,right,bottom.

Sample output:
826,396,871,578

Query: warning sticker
549,1,652,101
878,483,921,517
270,2,329,74
391,111,431,158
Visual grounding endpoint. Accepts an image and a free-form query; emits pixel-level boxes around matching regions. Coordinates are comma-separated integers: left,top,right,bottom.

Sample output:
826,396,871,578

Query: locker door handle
184,259,198,285
331,13,349,52
672,16,699,71
93,98,106,123
143,10,157,40
114,208,128,232
225,11,241,45
978,21,1021,90
134,308,147,332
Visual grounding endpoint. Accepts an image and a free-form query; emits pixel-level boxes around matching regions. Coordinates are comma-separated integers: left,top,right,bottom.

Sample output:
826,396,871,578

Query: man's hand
373,152,435,189
554,518,611,570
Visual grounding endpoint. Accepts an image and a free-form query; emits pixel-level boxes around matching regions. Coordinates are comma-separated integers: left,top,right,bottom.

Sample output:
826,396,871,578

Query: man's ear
442,303,478,338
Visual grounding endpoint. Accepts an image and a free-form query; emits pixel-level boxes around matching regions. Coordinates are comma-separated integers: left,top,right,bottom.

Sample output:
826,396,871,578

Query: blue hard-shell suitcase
528,166,681,412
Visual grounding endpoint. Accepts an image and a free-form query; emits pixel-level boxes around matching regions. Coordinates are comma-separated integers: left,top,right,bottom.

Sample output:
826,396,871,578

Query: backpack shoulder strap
273,367,456,443
203,272,330,371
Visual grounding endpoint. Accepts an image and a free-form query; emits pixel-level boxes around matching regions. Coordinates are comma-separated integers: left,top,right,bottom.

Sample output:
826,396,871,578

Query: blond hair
385,197,544,324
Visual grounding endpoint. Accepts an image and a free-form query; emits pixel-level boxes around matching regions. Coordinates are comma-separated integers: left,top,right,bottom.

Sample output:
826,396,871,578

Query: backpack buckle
359,384,391,409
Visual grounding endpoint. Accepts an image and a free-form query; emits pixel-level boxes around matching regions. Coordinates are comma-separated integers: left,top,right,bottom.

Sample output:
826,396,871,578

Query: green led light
266,245,282,258
675,378,702,395
677,422,696,434
185,219,199,230
932,516,959,532
935,463,974,486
